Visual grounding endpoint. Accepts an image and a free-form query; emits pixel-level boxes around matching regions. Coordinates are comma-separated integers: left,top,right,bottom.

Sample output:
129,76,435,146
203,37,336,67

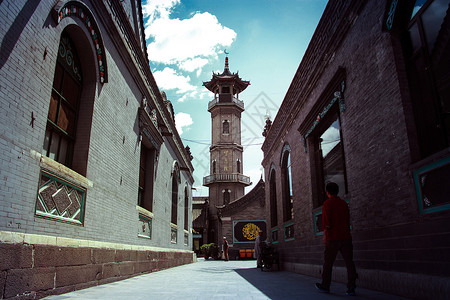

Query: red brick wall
261,0,450,298
0,243,194,299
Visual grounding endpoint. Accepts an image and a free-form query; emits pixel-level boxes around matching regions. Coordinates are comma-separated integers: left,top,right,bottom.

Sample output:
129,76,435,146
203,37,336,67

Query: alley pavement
45,259,409,300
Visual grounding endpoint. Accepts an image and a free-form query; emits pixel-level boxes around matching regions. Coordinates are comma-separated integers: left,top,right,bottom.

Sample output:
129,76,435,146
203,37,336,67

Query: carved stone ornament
53,1,108,83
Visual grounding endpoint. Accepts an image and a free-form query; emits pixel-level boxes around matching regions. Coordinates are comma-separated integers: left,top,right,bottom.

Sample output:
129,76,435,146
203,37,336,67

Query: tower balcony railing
208,95,244,111
203,173,251,186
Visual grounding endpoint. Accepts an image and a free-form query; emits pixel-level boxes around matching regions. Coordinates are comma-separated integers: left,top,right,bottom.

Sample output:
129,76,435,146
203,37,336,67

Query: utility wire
181,137,338,147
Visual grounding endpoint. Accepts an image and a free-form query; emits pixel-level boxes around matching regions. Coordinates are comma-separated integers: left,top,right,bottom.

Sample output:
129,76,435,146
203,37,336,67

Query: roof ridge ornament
224,49,229,70
202,50,250,93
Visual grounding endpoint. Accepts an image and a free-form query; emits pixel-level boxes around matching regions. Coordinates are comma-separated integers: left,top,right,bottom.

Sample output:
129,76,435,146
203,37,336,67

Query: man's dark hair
326,182,339,196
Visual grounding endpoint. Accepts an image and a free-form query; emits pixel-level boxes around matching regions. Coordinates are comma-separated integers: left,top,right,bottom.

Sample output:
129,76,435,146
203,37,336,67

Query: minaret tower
203,55,251,243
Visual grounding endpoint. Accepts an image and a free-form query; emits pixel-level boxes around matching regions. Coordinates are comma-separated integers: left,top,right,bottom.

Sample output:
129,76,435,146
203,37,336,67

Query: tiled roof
192,197,209,228
219,178,265,216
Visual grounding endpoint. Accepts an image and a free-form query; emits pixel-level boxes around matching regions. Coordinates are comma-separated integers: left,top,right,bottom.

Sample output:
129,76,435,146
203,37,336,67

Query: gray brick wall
1,0,55,235
0,1,193,252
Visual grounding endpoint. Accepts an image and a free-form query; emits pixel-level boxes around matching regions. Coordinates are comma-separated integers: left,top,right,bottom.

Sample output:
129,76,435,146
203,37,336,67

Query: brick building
261,0,450,298
193,57,266,257
217,178,266,260
193,179,266,259
0,1,194,298
192,196,208,254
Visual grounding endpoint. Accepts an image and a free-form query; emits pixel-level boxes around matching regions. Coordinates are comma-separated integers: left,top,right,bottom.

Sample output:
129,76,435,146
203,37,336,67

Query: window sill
33,150,93,189
136,205,154,219
412,151,450,214
410,147,450,171
138,234,151,239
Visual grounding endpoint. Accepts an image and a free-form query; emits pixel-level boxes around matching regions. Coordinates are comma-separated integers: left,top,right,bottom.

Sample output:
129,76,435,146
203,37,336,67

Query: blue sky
142,0,328,196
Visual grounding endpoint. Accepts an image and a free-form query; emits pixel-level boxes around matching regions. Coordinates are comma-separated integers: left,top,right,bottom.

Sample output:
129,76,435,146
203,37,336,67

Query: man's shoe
346,288,356,296
315,283,330,293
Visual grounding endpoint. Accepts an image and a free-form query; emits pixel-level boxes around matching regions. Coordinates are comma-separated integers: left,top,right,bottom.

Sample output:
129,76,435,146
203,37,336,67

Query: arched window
213,160,216,174
171,163,179,225
223,120,229,134
269,166,278,228
43,31,82,168
35,26,98,224
281,145,293,222
223,189,230,205
236,159,241,173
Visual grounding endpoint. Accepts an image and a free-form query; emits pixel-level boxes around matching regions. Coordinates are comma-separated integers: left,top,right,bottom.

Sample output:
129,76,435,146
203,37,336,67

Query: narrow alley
45,259,409,300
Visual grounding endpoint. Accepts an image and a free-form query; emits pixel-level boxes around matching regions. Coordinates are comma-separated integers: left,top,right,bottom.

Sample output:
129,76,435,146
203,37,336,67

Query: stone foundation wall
0,233,194,299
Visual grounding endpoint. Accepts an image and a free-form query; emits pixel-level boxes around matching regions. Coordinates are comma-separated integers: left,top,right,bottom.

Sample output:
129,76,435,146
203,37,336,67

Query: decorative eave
193,207,207,229
138,106,164,149
136,0,149,64
218,178,265,217
193,197,209,229
84,1,194,181
203,74,250,93
203,56,250,93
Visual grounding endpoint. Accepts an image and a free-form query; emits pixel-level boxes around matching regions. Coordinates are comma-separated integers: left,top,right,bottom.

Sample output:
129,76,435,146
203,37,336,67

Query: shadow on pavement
233,267,324,299
233,267,408,300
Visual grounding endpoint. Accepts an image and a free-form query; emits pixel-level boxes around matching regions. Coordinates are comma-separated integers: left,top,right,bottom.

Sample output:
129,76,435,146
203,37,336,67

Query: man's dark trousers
322,239,357,289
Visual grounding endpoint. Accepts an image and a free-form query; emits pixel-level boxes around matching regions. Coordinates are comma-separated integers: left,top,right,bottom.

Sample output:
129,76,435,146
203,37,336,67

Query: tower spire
203,50,249,94
224,49,229,70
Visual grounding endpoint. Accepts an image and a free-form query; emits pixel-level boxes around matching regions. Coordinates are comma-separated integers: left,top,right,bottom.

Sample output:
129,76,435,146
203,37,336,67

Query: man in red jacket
315,182,357,296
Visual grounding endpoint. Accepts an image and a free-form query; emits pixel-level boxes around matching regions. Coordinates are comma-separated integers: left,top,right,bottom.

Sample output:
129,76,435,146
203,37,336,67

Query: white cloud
177,89,212,102
142,0,180,24
152,67,196,94
143,1,236,70
199,90,212,100
178,90,197,102
179,57,210,76
175,112,193,135
142,0,237,102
